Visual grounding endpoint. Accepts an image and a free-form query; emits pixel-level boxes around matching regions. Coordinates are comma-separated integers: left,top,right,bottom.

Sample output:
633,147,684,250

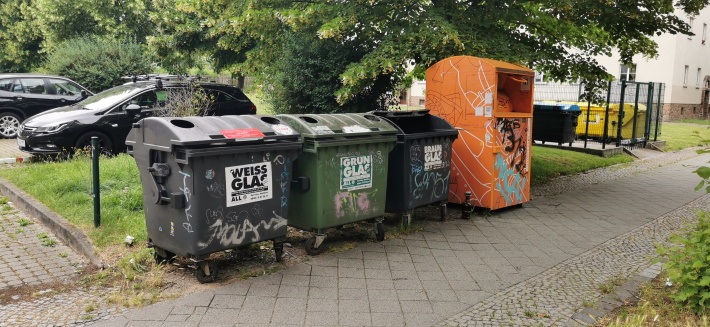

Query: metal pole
602,81,613,150
645,83,654,145
655,84,663,141
92,137,100,228
616,81,626,147
631,83,640,146
584,101,591,149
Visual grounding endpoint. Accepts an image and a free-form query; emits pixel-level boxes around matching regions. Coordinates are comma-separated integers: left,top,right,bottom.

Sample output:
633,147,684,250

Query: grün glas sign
340,155,372,190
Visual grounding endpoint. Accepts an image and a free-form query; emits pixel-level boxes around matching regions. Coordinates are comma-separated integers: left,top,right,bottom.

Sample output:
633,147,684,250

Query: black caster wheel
305,236,325,256
153,249,175,265
195,261,219,284
274,244,284,262
375,223,385,242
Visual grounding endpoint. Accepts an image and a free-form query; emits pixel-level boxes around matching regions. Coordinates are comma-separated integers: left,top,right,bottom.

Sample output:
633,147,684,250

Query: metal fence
534,80,665,149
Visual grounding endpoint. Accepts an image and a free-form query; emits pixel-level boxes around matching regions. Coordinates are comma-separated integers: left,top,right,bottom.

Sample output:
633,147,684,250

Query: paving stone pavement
66,151,708,327
0,197,123,327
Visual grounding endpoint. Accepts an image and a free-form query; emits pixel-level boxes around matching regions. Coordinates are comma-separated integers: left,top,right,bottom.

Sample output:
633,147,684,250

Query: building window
689,17,695,39
697,68,702,88
684,65,690,87
703,23,708,44
534,71,546,84
620,64,636,81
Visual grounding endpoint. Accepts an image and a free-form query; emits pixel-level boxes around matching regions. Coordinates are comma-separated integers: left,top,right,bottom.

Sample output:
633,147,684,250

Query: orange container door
490,117,531,209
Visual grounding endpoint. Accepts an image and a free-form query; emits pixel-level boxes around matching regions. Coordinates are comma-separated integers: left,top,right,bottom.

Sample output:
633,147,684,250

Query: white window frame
689,17,695,39
703,23,707,44
619,64,636,81
684,65,690,87
697,68,702,88
534,71,546,84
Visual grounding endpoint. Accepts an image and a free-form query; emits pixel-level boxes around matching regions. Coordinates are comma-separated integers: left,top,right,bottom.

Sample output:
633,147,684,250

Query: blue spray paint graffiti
494,154,527,205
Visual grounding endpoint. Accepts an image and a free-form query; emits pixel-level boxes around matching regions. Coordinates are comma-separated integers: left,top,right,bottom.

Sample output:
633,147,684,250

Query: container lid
369,110,458,136
127,115,300,149
276,113,398,139
533,103,581,112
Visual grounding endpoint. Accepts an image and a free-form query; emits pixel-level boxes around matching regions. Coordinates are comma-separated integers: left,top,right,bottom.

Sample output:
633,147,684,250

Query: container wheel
195,261,219,284
375,222,385,242
274,245,283,263
153,249,175,264
305,236,325,256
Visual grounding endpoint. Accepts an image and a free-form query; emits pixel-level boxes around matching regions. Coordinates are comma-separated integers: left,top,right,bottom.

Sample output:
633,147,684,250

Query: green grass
530,146,634,186
679,119,710,125
660,122,710,151
246,93,273,115
0,154,145,248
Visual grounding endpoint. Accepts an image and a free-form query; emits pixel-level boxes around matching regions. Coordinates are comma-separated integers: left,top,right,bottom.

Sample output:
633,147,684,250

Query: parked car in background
17,76,256,156
0,73,93,138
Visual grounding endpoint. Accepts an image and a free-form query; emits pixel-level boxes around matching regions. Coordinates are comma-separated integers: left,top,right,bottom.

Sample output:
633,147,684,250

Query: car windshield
76,84,149,111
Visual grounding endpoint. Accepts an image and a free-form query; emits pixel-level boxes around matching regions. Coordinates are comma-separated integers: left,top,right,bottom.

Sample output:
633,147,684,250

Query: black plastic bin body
372,110,459,220
532,103,581,145
126,115,301,260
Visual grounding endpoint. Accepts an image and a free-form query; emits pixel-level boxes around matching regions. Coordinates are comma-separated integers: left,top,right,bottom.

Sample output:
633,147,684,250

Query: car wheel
0,112,21,139
74,132,114,156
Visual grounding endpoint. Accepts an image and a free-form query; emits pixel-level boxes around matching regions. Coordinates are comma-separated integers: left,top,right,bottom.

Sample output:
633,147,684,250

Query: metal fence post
616,81,627,147
92,137,100,228
602,81,613,150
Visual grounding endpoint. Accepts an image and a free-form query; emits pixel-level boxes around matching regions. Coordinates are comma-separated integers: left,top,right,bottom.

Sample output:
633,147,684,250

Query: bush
656,156,710,313
43,36,152,92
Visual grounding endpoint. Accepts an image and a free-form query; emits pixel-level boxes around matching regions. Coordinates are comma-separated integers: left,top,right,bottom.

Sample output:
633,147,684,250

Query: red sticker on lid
220,128,265,139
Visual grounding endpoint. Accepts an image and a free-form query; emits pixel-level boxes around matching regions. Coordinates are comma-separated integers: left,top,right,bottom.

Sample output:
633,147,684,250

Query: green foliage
43,36,152,92
149,0,706,107
0,0,153,72
0,154,146,248
530,146,634,186
657,212,710,313
266,31,397,113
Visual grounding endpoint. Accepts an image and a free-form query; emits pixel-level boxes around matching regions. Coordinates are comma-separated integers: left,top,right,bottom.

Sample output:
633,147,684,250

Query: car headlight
35,121,73,133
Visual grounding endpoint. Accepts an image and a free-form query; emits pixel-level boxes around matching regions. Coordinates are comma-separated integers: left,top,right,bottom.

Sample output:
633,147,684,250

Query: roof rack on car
121,74,206,83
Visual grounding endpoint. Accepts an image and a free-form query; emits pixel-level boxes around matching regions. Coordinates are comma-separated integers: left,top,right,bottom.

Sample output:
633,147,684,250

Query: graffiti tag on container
340,155,372,190
225,162,272,207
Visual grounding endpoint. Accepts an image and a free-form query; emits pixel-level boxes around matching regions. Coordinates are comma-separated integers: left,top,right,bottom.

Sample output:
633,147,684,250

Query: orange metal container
426,56,534,210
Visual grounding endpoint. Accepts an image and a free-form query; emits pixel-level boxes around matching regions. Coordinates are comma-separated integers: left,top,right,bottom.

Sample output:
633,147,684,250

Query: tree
0,0,43,72
0,0,154,72
43,37,152,92
151,0,708,110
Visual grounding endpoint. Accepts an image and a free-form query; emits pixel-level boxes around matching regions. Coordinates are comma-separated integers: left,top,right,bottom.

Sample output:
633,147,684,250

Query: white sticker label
485,106,492,117
424,144,444,171
485,92,493,104
475,107,483,116
271,124,294,135
225,162,272,207
343,125,370,133
340,155,372,190
313,126,335,135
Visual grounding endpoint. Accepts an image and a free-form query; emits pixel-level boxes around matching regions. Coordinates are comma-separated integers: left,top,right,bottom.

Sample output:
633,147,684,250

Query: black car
17,78,256,156
0,73,93,138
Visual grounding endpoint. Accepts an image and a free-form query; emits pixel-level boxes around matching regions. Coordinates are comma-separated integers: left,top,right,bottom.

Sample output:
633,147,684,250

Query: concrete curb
566,262,664,326
0,176,104,268
0,156,31,164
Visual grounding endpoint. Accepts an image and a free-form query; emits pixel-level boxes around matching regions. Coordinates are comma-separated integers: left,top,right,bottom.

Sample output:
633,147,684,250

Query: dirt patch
0,264,100,305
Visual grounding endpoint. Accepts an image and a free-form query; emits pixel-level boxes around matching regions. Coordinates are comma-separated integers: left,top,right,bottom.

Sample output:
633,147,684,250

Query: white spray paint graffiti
179,171,194,233
197,210,287,249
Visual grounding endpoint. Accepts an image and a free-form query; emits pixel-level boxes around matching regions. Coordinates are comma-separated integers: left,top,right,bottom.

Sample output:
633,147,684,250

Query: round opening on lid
363,115,381,122
300,116,318,124
170,119,195,128
260,116,281,125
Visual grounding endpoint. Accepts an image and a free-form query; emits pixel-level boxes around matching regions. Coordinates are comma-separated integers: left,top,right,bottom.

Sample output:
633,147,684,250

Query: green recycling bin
277,113,397,255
